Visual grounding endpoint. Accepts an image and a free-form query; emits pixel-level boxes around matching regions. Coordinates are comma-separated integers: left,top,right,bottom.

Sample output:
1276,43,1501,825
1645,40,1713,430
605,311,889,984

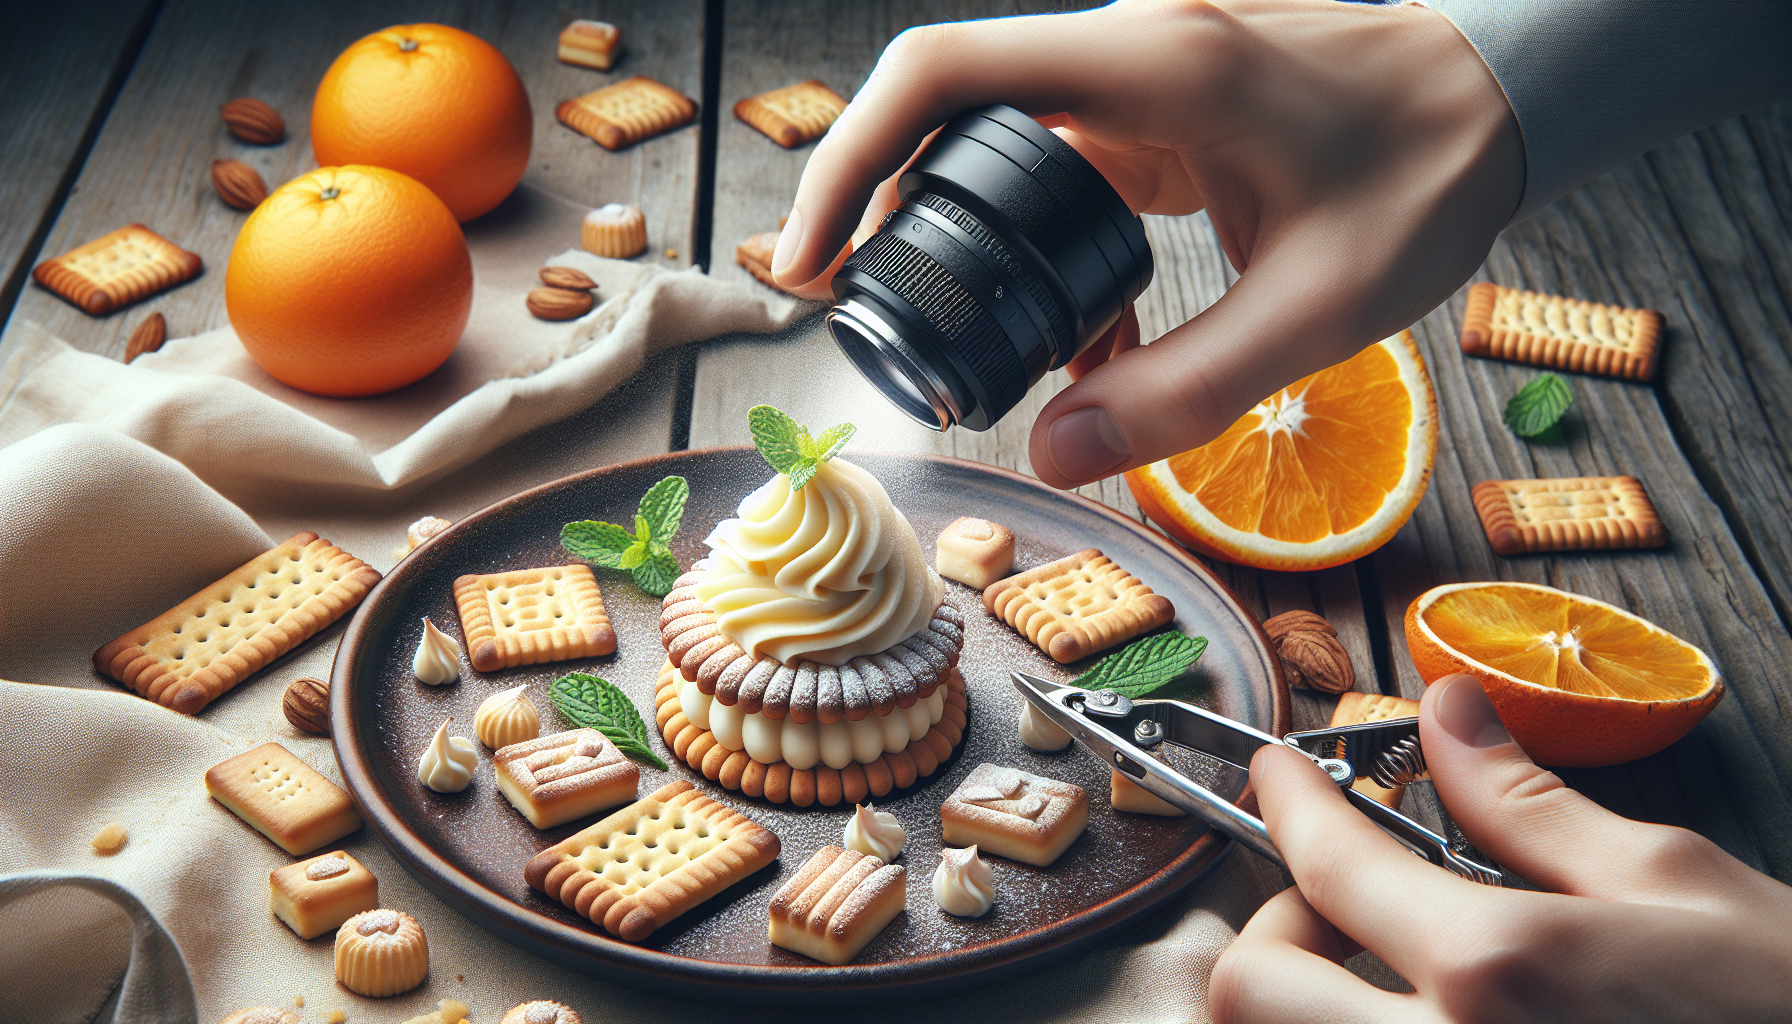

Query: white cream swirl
1018,700,1073,752
695,458,944,666
417,719,476,793
844,803,906,860
933,845,995,917
412,617,461,685
678,675,943,769
474,685,540,749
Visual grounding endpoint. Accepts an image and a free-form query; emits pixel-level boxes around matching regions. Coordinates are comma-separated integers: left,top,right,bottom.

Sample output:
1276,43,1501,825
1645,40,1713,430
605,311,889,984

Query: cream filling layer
677,676,944,770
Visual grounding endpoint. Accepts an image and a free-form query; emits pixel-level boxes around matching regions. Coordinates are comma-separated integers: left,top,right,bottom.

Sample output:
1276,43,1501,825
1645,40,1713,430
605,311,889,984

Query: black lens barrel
829,104,1153,431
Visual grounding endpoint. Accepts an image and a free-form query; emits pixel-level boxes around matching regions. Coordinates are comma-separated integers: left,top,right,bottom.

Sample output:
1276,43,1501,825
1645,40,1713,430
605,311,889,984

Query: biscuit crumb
664,248,677,259
328,1012,346,1023
294,995,305,1008
90,822,127,854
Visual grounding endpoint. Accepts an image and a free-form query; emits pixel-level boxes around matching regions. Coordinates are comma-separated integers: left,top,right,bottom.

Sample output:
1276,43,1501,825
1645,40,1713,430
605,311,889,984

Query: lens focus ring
912,191,1072,361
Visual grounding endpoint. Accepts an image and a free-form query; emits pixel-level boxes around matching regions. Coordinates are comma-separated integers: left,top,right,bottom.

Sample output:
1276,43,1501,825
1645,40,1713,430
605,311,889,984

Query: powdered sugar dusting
524,1003,562,1024
305,856,349,880
356,909,400,936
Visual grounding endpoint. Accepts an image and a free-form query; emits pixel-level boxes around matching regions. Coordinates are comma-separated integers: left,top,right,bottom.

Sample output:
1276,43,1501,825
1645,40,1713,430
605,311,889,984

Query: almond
283,677,331,735
1263,610,1336,641
1263,610,1354,693
211,159,268,210
539,266,598,291
527,286,595,321
124,311,166,363
220,97,285,144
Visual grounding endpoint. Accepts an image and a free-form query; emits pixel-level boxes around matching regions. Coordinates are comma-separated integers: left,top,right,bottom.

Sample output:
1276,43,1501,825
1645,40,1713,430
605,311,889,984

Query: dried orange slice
1405,582,1723,767
1126,331,1437,571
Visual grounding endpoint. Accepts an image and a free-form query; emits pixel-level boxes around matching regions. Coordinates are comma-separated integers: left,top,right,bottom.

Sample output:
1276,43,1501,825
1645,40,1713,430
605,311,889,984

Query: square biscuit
733,80,848,148
558,19,619,70
1472,475,1666,556
736,231,781,290
1331,692,1421,809
206,742,362,856
94,532,381,714
453,564,616,673
768,845,906,965
556,75,697,151
525,779,780,942
493,728,638,829
270,850,378,939
1461,282,1662,381
984,549,1174,663
32,224,203,315
941,763,1088,867
936,516,1016,590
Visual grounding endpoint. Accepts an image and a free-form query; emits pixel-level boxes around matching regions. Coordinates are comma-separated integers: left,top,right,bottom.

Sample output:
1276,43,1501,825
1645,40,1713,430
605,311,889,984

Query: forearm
1423,0,1792,223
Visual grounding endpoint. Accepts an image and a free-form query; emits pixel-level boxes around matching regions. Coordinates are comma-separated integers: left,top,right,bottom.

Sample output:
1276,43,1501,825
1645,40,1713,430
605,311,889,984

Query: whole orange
226,165,472,397
312,23,531,222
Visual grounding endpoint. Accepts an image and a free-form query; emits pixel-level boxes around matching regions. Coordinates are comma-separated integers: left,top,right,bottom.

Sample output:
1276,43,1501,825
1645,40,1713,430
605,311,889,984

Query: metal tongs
1014,672,1502,885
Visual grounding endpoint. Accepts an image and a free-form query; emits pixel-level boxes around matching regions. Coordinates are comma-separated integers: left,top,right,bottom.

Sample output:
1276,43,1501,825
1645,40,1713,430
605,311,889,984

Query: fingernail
1438,675,1511,748
1047,405,1132,483
770,206,803,276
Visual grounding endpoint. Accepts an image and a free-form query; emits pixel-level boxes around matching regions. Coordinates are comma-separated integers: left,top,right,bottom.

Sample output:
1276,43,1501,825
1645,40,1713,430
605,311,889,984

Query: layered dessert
656,422,966,807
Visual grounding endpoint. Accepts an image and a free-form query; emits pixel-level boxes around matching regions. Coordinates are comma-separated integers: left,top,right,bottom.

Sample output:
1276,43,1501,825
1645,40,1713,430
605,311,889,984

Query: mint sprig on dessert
548,672,668,770
1076,631,1210,699
561,474,688,597
748,404,855,492
1504,373,1573,440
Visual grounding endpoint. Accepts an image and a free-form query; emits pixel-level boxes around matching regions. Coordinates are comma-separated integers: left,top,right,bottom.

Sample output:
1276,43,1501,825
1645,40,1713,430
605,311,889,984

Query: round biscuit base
654,661,967,808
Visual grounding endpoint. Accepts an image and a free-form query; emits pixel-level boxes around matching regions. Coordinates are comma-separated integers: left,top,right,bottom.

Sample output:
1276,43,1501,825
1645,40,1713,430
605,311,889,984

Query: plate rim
331,445,1290,1005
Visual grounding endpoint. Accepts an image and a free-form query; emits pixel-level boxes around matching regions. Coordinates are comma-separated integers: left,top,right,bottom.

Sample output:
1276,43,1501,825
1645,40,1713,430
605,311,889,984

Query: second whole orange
312,23,532,222
226,165,472,397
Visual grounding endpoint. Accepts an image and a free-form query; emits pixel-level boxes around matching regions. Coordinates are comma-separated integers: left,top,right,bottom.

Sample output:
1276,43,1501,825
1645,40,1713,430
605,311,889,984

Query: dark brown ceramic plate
332,447,1288,1006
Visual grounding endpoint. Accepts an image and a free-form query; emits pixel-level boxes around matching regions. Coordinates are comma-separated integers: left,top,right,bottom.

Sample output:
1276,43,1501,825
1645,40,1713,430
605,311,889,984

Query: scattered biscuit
453,564,616,673
402,998,472,1024
525,779,779,942
735,231,782,290
582,203,648,258
205,742,362,856
335,908,428,998
270,850,378,939
502,1003,580,1024
33,224,202,316
494,728,638,829
1461,282,1661,381
941,763,1088,867
557,19,619,70
556,75,697,150
984,549,1174,663
768,845,906,965
936,516,1015,590
1110,768,1185,817
1472,475,1666,556
93,532,380,714
734,79,848,148
90,821,128,854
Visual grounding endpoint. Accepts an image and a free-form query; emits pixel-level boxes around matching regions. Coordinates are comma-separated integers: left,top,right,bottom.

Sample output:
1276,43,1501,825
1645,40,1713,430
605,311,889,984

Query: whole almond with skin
527,286,595,321
211,159,268,210
1280,630,1355,694
1264,610,1337,641
283,676,331,735
539,266,597,291
124,311,166,363
220,97,285,144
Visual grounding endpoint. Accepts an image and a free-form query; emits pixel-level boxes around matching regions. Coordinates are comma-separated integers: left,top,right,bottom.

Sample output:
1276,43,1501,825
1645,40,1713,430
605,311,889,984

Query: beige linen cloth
0,185,1317,1022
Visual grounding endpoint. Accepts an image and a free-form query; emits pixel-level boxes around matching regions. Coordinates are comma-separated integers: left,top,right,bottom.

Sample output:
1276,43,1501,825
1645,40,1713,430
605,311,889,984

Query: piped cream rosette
657,457,968,806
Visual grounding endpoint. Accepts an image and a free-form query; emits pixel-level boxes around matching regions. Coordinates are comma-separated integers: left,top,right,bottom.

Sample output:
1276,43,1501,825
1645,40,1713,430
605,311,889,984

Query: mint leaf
634,515,652,547
787,460,819,494
549,673,667,770
632,551,681,598
560,520,635,568
749,405,808,475
1504,374,1573,439
1078,632,1210,699
637,475,688,543
617,541,649,570
811,422,855,462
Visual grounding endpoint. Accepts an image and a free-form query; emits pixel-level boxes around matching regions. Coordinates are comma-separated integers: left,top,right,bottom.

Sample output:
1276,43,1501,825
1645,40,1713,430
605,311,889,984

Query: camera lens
827,104,1153,431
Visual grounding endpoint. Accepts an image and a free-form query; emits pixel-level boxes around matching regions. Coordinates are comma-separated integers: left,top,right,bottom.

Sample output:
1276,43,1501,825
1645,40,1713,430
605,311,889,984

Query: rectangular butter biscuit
33,224,202,315
735,231,781,290
93,532,381,715
984,549,1174,663
768,845,906,965
558,19,619,70
494,728,638,829
206,742,363,856
453,564,616,673
270,850,378,939
525,779,780,942
1331,692,1421,809
556,75,697,151
941,763,1088,867
734,80,848,148
1472,475,1666,556
1460,282,1661,381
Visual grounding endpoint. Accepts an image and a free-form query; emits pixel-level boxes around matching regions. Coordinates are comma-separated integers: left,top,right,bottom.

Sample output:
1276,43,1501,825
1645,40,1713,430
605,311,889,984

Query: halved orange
1405,582,1723,767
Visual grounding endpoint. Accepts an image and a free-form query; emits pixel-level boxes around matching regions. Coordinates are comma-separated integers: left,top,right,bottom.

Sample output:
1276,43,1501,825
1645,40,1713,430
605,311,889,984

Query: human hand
1209,676,1792,1023
770,0,1522,487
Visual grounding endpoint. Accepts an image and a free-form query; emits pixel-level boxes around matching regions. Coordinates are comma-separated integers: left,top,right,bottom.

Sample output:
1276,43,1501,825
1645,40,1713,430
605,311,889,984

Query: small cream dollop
1018,700,1073,752
474,685,541,749
412,617,461,686
417,719,477,793
394,515,452,557
843,803,905,860
933,845,995,917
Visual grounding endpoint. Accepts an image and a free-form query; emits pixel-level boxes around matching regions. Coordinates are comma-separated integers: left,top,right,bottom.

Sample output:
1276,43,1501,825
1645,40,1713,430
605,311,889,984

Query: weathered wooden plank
0,0,157,327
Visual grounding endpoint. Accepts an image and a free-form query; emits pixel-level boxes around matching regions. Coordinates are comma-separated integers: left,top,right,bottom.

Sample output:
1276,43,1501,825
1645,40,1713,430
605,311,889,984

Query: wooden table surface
5,0,1790,937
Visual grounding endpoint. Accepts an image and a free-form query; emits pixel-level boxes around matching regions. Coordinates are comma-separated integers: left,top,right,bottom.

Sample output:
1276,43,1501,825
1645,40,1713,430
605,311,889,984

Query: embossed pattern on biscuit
556,75,697,150
734,80,848,148
983,549,1174,663
205,742,363,857
940,762,1090,867
767,845,907,965
1460,282,1662,381
1471,475,1666,556
453,564,616,672
32,224,203,315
